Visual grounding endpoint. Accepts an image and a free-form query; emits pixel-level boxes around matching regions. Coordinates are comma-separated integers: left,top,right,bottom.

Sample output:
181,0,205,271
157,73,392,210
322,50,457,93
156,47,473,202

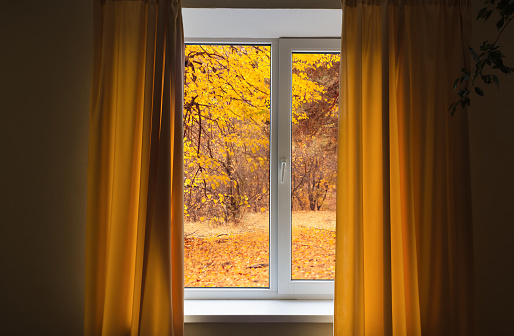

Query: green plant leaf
453,78,460,90
475,86,485,96
481,74,492,83
500,65,511,74
470,47,480,62
492,74,500,87
477,7,488,19
497,17,505,29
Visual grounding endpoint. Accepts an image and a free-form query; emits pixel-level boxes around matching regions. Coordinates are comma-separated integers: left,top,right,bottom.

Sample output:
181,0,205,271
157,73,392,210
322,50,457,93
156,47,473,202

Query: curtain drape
85,0,184,335
334,0,475,334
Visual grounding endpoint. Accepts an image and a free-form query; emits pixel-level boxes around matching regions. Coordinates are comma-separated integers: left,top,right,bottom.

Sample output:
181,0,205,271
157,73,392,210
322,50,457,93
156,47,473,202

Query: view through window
184,44,271,287
291,52,339,280
184,43,339,289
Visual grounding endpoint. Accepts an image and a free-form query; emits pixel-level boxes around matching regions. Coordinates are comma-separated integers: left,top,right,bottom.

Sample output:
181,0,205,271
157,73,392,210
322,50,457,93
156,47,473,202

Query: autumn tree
183,45,271,225
291,53,340,212
183,46,339,225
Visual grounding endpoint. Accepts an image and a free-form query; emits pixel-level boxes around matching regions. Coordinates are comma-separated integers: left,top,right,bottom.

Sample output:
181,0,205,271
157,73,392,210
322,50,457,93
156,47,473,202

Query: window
184,43,272,290
182,9,341,300
277,39,339,298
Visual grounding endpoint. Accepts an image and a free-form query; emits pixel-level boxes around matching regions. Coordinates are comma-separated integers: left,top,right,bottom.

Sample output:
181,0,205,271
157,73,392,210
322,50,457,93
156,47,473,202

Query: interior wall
468,0,514,333
0,0,512,335
0,1,92,334
185,323,332,336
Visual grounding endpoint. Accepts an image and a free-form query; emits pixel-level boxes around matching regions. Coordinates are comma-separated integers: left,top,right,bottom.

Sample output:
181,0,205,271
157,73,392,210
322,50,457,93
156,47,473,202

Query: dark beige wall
0,1,92,335
469,0,514,334
185,323,332,336
0,0,512,335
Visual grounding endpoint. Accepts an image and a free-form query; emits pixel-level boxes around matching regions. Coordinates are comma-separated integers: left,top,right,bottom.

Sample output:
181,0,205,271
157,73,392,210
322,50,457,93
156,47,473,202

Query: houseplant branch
450,0,514,115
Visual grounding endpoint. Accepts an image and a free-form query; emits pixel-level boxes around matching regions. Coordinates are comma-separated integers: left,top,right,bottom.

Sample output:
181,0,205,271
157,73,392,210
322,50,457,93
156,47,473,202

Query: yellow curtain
85,0,184,335
335,0,475,334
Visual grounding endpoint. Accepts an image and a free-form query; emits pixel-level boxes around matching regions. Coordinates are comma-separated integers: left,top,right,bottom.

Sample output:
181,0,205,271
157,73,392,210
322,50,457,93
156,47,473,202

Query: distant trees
183,45,339,225
291,53,340,212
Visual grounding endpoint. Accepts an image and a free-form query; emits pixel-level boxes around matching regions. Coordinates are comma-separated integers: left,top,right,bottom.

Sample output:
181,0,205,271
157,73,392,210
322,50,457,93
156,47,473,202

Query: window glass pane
184,45,271,287
291,52,339,280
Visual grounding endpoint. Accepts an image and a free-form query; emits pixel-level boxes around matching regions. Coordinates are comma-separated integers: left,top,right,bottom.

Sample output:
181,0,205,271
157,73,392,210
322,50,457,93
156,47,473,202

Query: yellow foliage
184,45,339,223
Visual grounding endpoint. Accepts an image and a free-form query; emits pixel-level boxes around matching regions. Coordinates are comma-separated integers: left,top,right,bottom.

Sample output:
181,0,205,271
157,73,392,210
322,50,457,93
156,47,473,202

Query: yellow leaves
185,45,271,116
291,53,339,125
291,226,336,280
183,44,272,220
184,222,335,287
184,231,270,287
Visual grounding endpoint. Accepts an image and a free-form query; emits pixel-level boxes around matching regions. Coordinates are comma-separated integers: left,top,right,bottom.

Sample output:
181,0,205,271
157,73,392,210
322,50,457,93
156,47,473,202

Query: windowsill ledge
184,300,334,323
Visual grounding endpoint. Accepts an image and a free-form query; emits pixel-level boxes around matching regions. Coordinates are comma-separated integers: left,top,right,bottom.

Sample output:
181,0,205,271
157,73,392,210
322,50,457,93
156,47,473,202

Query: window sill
184,300,334,323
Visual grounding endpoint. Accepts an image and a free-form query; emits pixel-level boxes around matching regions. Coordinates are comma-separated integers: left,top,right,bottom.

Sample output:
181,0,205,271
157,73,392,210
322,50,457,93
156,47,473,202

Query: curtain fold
334,0,475,334
85,0,184,335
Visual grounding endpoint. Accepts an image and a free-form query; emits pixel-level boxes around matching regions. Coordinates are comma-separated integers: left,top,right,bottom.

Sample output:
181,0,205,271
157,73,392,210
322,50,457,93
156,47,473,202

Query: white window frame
184,38,340,300
277,38,340,297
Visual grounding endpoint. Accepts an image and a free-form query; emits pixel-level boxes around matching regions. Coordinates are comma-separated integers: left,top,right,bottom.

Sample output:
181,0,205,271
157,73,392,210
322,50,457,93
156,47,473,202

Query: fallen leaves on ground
292,227,335,280
185,226,335,287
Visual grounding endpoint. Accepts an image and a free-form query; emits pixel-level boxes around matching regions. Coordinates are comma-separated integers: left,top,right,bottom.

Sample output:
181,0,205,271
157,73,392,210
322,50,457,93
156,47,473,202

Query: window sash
184,38,340,300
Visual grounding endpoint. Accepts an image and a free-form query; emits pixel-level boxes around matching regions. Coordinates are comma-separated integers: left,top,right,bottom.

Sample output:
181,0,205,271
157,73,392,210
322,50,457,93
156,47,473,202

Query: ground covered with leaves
185,212,335,287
